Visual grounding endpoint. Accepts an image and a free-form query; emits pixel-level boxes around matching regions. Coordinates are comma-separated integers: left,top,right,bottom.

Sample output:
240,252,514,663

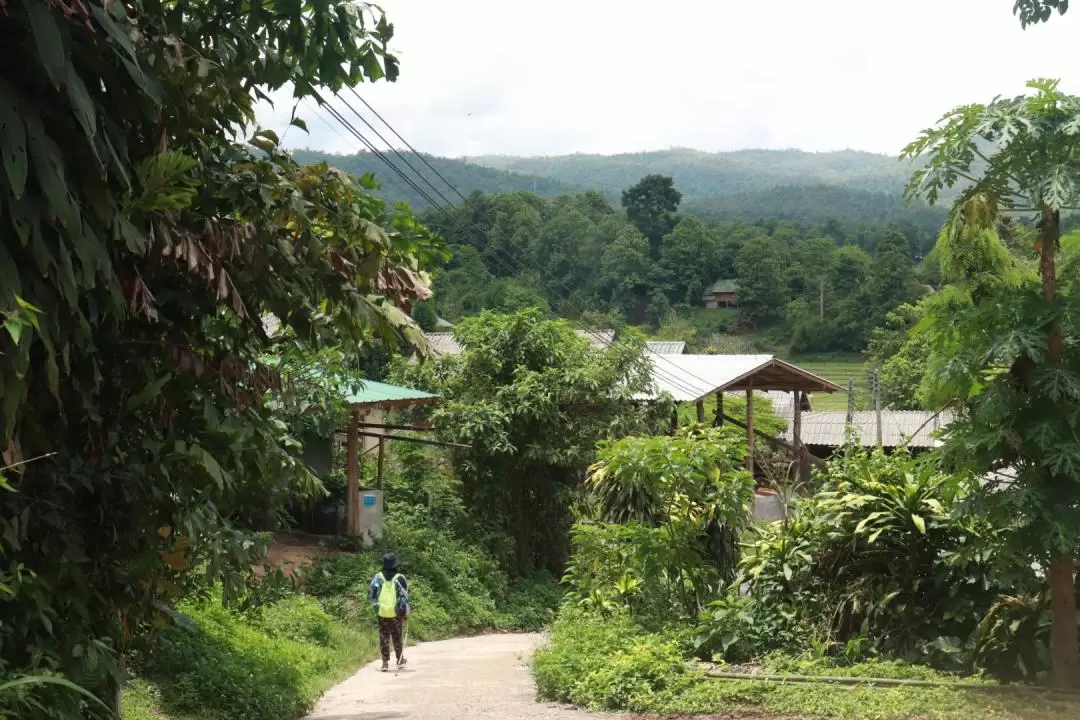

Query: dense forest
414,174,926,356
289,148,947,237
472,148,918,196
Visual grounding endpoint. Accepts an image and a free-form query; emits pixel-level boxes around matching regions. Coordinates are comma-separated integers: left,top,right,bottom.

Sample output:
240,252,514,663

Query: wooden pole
696,399,705,424
794,390,809,484
345,409,359,536
721,413,826,467
376,436,387,491
872,370,883,450
355,430,471,450
745,387,755,476
714,391,724,427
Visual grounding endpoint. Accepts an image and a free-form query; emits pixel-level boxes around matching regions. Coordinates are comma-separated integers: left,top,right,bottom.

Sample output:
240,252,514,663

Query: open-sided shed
639,353,844,478
338,380,439,536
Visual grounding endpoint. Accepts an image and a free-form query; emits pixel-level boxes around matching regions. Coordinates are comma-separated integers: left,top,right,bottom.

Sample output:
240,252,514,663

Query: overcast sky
257,0,1080,159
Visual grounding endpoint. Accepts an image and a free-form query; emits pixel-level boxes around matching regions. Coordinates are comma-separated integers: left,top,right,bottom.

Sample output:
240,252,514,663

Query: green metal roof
341,379,438,408
704,279,738,295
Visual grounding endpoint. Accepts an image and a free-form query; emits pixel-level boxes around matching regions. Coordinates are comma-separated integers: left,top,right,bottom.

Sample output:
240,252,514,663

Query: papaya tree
1,0,445,716
1014,0,1069,26
902,78,1080,687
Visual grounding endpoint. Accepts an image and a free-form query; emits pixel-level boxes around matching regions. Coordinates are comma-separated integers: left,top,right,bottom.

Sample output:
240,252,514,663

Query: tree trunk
1039,207,1078,689
1050,553,1080,688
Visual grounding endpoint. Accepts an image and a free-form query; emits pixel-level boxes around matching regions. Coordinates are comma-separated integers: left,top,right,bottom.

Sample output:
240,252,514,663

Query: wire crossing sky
258,0,1080,158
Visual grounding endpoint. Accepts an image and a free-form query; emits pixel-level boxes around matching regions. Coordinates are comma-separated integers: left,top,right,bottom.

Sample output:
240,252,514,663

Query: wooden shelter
337,380,439,536
638,354,845,480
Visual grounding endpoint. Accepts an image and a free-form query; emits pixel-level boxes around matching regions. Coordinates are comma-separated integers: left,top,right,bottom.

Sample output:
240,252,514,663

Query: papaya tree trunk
1049,553,1080,688
1040,207,1078,689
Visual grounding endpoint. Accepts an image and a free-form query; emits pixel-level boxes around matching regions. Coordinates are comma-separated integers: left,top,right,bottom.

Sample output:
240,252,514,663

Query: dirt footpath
305,633,597,720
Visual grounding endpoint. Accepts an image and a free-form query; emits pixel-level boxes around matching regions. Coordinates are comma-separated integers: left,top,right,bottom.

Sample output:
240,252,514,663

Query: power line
347,88,469,205
315,92,715,401
305,93,719,401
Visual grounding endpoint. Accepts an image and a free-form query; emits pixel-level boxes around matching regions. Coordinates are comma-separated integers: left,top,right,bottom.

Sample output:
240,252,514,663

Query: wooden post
872,369,883,450
714,391,724,427
745,387,755,476
376,436,387,491
794,390,809,484
696,399,705,424
345,408,359,536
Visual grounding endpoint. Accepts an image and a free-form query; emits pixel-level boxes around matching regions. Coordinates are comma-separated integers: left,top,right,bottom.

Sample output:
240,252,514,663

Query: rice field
786,355,871,412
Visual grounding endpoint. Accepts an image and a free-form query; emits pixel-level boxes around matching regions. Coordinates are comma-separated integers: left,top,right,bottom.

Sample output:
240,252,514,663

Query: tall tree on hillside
789,237,838,319
534,208,596,301
660,217,720,305
829,246,874,350
734,238,787,327
600,227,652,322
903,78,1080,688
868,230,922,328
622,175,682,256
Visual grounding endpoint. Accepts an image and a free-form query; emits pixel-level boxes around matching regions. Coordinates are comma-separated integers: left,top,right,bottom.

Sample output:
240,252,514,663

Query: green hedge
533,609,1076,720
124,595,374,720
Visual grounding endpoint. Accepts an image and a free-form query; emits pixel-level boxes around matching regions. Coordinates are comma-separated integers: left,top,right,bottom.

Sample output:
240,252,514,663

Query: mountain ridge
287,147,942,234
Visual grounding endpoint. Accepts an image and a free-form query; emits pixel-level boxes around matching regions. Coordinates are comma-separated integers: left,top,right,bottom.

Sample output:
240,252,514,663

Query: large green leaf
25,0,69,87
0,95,27,198
0,674,113,716
65,65,98,145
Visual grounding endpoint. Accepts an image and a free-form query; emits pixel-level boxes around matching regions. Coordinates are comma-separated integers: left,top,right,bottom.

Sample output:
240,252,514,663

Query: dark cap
381,552,399,570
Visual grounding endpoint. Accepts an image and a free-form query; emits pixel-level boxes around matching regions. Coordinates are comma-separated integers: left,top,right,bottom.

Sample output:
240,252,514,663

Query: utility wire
318,92,719,402
307,93,725,402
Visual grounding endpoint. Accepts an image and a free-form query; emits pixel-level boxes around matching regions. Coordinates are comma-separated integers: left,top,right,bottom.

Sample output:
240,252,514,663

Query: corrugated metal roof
424,332,462,357
639,354,842,403
639,354,771,402
646,340,686,354
341,379,437,408
263,313,282,338
782,410,955,449
424,329,615,357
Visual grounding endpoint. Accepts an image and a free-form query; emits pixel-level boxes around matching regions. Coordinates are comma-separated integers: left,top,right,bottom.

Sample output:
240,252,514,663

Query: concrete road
305,633,598,720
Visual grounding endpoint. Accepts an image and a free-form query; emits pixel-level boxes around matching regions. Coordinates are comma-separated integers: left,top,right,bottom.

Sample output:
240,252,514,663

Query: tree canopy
393,310,663,574
1,1,444,715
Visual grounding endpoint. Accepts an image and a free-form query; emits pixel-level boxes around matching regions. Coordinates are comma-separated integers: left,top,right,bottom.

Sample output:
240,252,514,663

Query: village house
702,279,738,309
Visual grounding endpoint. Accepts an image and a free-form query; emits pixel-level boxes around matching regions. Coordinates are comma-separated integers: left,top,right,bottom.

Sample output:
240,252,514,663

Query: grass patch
533,610,1080,720
122,594,375,720
786,353,868,411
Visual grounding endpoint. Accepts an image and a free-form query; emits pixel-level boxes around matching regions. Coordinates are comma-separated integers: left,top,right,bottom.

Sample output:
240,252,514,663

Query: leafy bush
724,450,1057,678
571,426,755,622
535,610,1078,719
246,595,335,646
534,608,692,711
497,572,564,632
131,595,372,720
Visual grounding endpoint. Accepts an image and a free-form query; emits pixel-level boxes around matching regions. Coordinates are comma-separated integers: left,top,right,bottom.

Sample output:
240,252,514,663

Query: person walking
369,552,409,672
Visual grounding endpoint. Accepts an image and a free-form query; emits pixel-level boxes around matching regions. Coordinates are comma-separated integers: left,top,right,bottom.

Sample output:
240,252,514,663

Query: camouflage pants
378,616,403,662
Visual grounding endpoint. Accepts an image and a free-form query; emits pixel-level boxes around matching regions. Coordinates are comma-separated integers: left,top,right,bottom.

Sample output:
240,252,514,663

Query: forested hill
290,147,944,236
471,148,918,197
289,148,583,204
683,184,947,231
